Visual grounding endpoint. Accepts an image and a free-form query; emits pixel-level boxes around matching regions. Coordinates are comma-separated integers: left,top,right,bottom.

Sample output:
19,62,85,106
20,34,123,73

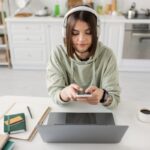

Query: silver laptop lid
37,124,128,143
47,112,115,125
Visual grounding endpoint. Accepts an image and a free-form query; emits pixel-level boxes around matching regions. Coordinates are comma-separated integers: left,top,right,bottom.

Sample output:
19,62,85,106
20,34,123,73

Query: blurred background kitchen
2,0,150,17
0,0,149,70
0,0,150,99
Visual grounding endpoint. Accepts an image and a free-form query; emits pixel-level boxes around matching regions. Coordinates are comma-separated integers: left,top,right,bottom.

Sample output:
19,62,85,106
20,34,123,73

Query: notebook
4,113,26,134
0,134,9,149
0,101,50,141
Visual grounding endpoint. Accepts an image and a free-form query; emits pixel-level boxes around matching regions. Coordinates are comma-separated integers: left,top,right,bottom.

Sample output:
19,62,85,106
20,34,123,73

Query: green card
4,113,26,134
2,140,15,150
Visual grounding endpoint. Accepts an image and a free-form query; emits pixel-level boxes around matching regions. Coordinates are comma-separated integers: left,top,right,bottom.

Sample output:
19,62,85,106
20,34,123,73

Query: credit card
5,116,23,125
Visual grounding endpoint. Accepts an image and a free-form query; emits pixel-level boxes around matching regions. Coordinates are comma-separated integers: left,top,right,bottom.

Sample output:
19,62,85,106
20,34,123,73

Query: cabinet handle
132,32,150,42
139,37,150,42
132,33,150,37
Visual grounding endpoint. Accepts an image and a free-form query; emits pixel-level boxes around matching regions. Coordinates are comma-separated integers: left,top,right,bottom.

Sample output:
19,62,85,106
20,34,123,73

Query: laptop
37,112,128,143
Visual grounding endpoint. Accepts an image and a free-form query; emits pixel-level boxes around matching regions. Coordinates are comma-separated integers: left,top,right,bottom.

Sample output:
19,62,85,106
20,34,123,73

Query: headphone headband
62,6,100,38
64,6,98,23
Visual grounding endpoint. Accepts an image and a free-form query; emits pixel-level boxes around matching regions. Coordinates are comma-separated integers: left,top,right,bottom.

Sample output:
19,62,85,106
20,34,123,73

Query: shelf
0,61,9,65
0,49,8,64
0,2,11,67
0,44,7,49
0,24,5,30
0,24,5,35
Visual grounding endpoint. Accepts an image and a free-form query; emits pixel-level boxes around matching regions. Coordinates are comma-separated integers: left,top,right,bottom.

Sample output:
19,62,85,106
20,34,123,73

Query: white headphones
62,6,100,38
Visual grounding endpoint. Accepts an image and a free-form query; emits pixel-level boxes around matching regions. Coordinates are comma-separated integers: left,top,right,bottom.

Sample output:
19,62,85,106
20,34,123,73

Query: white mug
138,108,150,123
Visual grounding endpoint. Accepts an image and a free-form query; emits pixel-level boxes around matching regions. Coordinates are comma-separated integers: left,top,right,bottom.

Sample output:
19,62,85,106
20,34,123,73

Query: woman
46,5,120,109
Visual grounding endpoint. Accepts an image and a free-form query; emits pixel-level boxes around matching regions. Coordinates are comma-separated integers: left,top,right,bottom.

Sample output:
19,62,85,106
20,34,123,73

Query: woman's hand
76,86,104,105
60,83,82,102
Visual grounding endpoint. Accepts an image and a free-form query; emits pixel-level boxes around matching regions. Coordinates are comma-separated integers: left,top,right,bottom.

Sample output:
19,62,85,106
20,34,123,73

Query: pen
8,115,10,134
27,106,33,119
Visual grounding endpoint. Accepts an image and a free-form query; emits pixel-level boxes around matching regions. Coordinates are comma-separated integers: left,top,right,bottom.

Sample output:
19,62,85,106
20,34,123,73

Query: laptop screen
47,112,115,125
66,113,96,124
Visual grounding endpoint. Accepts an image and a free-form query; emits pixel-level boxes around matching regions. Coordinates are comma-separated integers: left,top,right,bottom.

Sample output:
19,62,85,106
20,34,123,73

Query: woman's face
72,20,92,58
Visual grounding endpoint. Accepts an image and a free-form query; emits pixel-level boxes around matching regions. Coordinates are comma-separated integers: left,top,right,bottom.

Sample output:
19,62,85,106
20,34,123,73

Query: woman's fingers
85,86,97,93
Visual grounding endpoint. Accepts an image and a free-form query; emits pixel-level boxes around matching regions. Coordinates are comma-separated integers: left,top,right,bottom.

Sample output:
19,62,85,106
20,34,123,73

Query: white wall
4,0,150,16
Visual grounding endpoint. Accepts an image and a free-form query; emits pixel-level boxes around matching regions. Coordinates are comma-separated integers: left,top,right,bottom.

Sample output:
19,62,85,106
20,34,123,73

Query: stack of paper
0,102,15,119
0,134,9,149
0,101,50,141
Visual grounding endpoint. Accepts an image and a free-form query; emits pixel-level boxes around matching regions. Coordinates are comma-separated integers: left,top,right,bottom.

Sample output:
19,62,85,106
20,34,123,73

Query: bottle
54,3,60,17
111,0,117,12
94,0,103,15
103,0,112,15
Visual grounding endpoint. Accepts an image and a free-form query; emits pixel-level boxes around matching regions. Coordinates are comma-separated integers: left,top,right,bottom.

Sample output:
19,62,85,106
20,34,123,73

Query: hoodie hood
70,42,103,65
68,42,104,89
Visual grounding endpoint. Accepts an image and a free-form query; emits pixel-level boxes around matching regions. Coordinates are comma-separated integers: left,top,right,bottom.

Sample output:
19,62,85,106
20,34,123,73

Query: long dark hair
64,10,98,58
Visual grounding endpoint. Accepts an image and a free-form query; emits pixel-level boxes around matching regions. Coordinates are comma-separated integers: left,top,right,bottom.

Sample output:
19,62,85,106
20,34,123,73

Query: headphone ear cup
96,18,101,38
62,27,66,38
97,26,100,38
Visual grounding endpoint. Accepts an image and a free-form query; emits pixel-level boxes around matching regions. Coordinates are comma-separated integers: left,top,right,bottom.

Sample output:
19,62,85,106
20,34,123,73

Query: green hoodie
46,41,120,109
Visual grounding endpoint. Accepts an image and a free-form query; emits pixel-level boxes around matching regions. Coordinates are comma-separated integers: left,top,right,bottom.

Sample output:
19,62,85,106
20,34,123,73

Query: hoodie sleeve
102,50,120,109
46,47,70,105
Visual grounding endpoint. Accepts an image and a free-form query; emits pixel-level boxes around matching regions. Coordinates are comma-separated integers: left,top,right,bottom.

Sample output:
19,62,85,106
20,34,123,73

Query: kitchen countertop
100,15,150,23
5,16,64,23
5,15,150,24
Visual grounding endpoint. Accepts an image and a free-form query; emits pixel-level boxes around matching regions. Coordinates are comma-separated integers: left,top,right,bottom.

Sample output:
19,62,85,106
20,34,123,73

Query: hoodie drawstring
70,59,96,88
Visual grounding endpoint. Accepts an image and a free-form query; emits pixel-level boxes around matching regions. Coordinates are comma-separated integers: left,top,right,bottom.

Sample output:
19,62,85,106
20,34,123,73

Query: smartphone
76,92,92,97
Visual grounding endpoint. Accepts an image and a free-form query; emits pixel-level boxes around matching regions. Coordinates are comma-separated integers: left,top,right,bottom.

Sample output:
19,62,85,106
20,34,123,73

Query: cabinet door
102,22,125,64
11,46,47,69
47,22,64,53
13,46,46,62
7,22,47,69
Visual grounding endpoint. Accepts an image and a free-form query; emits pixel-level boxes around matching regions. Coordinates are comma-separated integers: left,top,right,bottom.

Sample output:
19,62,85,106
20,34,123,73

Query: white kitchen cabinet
6,17,125,70
100,22,125,65
46,22,63,53
6,16,150,71
6,22,48,69
6,18,64,70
